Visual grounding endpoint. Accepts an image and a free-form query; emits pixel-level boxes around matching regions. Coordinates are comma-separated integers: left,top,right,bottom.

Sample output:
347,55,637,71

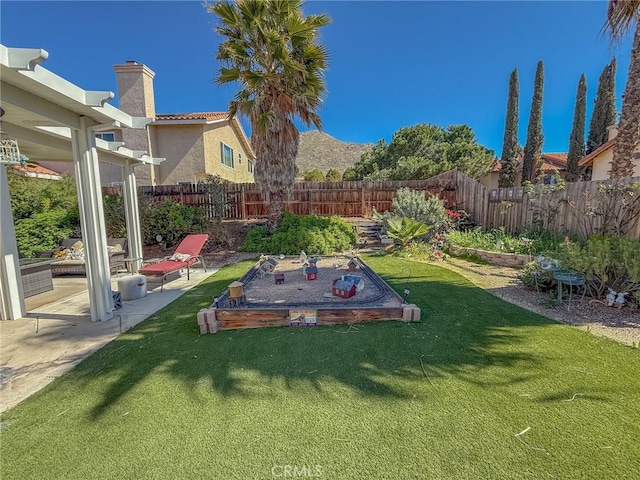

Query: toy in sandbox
347,258,359,272
228,280,246,307
302,256,319,280
332,274,364,299
257,256,278,278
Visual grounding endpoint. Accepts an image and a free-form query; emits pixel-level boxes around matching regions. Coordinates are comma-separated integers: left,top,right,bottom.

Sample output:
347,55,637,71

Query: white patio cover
0,45,163,321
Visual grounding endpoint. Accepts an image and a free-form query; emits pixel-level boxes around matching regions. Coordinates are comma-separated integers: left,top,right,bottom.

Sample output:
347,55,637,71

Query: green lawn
1,256,639,479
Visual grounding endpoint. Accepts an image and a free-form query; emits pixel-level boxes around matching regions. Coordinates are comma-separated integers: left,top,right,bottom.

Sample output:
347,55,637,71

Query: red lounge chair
139,234,209,291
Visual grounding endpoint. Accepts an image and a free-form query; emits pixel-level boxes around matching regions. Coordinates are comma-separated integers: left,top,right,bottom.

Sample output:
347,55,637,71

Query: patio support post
0,165,26,320
71,116,114,321
122,159,143,273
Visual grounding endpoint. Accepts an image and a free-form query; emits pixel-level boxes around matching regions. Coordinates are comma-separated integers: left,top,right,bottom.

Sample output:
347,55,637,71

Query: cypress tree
522,61,544,184
566,74,587,182
499,69,519,187
586,58,617,154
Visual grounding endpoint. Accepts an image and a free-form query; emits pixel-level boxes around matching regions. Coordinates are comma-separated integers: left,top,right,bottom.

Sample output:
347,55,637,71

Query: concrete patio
0,267,216,413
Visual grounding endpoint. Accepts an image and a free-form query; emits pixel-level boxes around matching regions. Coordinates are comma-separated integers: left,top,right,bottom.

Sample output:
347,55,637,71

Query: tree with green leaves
499,68,519,187
303,168,325,182
209,0,330,230
586,58,617,154
325,168,342,182
522,61,544,184
342,167,357,181
566,74,587,182
604,2,639,177
351,124,494,181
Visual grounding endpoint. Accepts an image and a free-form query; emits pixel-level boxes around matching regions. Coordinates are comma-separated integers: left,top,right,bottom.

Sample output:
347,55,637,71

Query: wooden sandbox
197,255,420,334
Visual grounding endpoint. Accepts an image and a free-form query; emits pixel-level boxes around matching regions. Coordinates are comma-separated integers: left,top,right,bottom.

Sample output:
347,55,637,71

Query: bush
446,228,563,255
239,213,356,255
553,236,640,299
518,261,557,292
14,209,75,258
139,198,217,248
104,194,127,238
391,188,448,233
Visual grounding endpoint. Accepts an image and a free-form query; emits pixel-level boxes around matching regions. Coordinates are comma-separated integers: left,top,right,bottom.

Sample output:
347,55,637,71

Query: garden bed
448,245,533,267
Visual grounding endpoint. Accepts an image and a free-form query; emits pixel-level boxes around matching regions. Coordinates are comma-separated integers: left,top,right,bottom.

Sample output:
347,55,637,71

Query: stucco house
479,152,568,188
578,126,640,180
106,61,255,186
40,60,255,186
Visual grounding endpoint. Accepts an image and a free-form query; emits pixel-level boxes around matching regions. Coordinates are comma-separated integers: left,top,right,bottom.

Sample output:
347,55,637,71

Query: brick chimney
607,124,619,141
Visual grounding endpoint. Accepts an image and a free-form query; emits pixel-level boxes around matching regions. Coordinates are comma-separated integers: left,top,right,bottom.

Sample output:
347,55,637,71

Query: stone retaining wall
448,245,532,268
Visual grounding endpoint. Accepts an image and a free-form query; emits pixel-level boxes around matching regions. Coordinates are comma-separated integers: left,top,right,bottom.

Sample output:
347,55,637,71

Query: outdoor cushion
139,234,208,291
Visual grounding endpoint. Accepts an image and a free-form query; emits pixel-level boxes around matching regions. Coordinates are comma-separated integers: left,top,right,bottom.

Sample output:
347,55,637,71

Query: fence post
361,183,365,217
240,185,246,220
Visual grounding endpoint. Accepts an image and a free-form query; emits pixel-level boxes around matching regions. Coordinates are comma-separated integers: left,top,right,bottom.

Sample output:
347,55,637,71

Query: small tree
566,74,587,182
586,58,617,154
522,61,544,184
342,167,357,181
303,168,325,182
499,68,519,187
325,168,342,182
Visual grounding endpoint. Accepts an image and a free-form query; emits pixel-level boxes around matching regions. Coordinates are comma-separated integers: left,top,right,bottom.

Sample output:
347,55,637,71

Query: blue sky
0,1,633,156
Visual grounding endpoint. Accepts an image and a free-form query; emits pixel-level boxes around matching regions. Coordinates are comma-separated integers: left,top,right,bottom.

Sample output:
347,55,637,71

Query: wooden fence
483,176,640,239
104,171,474,220
102,170,640,239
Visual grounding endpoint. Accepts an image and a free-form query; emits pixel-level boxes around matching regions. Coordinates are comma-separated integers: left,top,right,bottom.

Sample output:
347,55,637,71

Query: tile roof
578,139,615,167
155,112,229,122
13,162,62,178
540,153,568,166
490,153,568,173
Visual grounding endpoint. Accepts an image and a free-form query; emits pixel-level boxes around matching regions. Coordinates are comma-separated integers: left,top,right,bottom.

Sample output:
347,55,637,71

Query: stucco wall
203,123,255,183
150,124,205,185
591,149,613,181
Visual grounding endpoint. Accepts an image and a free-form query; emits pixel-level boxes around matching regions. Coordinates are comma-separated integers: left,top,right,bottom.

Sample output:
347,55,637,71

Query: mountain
296,130,373,175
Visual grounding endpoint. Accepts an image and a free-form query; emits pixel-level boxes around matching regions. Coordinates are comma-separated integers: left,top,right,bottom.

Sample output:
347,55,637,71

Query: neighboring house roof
490,153,568,175
13,162,62,180
153,111,255,159
155,112,228,122
578,139,615,167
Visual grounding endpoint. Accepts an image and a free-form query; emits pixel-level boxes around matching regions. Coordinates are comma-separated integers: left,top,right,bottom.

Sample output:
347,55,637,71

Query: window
221,142,234,168
238,153,242,165
248,159,254,174
95,132,116,142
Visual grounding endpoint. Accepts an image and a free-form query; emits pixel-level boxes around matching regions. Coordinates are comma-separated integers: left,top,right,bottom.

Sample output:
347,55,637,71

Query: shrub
14,209,75,258
302,169,325,182
239,213,356,255
384,216,429,247
446,228,564,255
391,188,448,233
140,198,215,248
553,236,640,299
103,194,127,238
518,261,557,292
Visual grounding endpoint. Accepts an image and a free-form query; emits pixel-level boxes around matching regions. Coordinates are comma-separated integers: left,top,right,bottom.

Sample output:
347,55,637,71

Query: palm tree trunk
267,190,286,233
612,23,640,178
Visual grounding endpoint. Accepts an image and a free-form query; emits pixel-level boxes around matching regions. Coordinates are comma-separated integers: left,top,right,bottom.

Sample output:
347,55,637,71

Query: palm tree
605,0,640,177
208,0,330,230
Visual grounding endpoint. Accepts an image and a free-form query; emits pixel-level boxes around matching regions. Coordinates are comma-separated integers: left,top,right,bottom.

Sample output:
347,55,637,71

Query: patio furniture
40,238,127,276
139,234,209,291
117,275,147,301
553,269,586,310
19,258,54,297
